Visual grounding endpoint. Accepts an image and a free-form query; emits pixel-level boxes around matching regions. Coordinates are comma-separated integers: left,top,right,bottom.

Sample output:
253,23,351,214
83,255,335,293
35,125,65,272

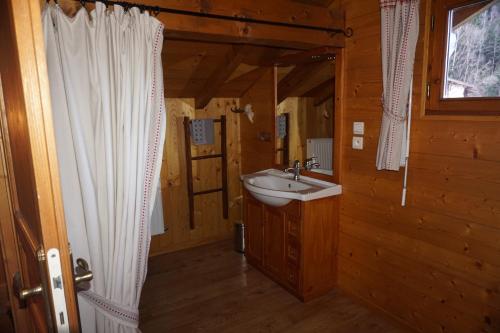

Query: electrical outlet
353,122,365,135
352,136,364,150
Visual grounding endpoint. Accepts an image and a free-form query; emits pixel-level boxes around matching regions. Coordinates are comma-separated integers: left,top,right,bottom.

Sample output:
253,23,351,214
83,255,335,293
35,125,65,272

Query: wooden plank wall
240,68,276,174
149,98,243,255
335,0,500,332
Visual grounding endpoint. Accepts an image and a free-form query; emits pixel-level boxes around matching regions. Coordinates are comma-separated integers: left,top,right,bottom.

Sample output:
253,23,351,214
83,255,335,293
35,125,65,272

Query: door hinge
426,82,431,99
431,15,435,32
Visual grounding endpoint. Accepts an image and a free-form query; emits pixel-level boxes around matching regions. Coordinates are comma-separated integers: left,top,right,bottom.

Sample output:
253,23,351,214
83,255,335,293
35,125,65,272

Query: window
427,0,500,115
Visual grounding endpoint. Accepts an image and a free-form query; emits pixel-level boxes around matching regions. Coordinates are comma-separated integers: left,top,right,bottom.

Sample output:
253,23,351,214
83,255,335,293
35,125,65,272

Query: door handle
74,258,93,291
12,272,43,308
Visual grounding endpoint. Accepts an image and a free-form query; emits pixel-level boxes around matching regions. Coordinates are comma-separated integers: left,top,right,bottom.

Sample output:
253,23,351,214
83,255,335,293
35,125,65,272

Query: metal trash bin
234,222,245,253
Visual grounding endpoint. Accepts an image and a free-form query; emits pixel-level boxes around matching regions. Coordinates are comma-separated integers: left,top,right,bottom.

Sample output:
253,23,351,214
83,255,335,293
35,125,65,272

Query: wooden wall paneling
240,67,276,174
338,232,500,318
336,0,500,332
338,220,500,333
149,98,242,256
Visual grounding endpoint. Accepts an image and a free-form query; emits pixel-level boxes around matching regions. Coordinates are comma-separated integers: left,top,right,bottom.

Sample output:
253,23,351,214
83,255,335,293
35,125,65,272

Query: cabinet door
245,196,264,263
263,206,286,280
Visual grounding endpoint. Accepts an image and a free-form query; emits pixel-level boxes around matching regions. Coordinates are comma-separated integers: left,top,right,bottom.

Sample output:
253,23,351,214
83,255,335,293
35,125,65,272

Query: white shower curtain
42,2,166,332
376,0,419,170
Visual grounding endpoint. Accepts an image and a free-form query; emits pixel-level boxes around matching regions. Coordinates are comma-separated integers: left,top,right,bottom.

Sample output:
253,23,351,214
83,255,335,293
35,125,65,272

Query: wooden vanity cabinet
243,189,337,302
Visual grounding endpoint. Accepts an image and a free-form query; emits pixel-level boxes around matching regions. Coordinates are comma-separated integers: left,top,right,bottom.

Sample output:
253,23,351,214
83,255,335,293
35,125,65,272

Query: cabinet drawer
285,264,300,290
286,237,300,265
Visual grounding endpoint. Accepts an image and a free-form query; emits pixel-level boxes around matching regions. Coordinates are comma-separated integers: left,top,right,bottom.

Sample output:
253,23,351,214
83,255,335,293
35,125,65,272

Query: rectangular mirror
275,58,335,176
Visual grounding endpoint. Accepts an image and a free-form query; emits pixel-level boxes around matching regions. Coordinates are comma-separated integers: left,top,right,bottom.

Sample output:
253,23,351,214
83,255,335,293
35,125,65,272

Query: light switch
353,122,365,135
352,136,364,150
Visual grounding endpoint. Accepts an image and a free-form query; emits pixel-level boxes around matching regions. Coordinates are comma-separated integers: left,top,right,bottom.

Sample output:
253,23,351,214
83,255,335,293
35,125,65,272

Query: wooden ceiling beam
55,0,343,30
274,46,336,66
149,0,345,49
241,47,285,67
178,51,208,98
140,0,343,31
195,45,248,109
216,67,269,97
160,15,344,49
303,78,334,98
57,1,345,49
277,61,329,104
293,0,336,7
313,94,334,107
313,83,334,106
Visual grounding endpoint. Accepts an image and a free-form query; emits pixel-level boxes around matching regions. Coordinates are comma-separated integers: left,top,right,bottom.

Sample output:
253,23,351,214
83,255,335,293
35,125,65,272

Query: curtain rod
73,0,353,37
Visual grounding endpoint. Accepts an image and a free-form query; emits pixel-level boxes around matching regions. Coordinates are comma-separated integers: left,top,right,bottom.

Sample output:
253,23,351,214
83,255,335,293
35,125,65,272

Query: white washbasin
241,169,342,207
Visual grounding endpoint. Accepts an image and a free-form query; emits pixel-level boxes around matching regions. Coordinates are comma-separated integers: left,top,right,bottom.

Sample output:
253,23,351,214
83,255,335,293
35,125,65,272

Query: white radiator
306,138,333,171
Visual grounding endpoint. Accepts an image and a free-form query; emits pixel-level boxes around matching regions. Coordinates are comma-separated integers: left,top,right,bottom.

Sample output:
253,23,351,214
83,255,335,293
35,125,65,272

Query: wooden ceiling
291,0,336,7
52,0,338,108
163,40,282,101
163,40,335,108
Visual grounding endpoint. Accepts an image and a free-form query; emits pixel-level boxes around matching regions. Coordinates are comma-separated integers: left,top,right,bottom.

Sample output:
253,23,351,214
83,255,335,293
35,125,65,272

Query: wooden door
263,206,286,280
0,0,80,331
244,195,264,263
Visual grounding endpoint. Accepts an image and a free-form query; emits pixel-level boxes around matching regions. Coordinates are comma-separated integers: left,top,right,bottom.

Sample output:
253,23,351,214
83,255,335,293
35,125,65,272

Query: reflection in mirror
275,59,335,176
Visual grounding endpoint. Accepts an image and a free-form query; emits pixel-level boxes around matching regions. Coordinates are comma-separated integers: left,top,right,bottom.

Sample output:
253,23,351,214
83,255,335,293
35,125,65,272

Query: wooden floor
139,240,412,333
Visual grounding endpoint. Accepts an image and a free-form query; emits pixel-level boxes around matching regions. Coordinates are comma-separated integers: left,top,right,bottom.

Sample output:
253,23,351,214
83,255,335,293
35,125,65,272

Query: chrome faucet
304,156,321,170
284,160,302,181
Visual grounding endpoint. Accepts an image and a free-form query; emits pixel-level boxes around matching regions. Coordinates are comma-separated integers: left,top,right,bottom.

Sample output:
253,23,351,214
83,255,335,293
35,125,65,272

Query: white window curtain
42,2,166,332
376,0,420,171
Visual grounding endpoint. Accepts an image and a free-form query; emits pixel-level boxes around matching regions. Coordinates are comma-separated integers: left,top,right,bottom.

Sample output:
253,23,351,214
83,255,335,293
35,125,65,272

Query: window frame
426,0,500,116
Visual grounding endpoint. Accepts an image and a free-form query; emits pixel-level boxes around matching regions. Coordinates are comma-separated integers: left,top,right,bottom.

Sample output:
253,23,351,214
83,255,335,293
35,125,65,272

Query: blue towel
191,119,214,145
276,115,287,139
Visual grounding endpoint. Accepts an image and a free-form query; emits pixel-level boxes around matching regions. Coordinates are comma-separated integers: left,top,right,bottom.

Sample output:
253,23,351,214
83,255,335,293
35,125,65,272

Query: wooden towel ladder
183,116,229,229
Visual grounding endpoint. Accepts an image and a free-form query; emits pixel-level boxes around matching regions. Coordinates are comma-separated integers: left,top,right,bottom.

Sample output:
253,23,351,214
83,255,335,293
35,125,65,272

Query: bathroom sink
241,169,342,207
